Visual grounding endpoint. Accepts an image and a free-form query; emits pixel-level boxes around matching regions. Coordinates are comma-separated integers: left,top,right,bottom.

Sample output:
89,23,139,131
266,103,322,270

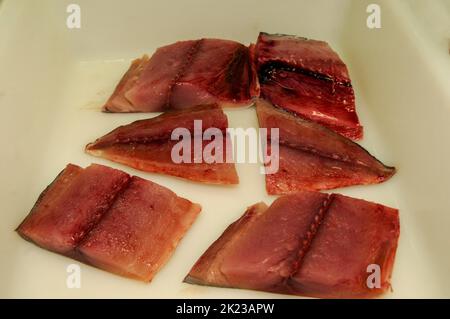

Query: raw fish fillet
185,191,400,298
78,176,200,281
104,39,257,112
255,32,363,140
256,99,395,194
255,33,350,83
17,163,201,282
86,105,239,184
16,164,130,255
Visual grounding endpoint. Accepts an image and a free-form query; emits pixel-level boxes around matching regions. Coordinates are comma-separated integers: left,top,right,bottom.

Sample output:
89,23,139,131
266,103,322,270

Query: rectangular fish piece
86,104,239,184
77,176,201,282
104,39,257,112
17,163,201,282
17,164,130,255
185,191,399,298
255,32,363,140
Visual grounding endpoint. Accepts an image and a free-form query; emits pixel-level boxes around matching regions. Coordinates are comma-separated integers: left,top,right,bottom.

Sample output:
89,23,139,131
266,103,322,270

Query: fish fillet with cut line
16,163,130,255
185,191,400,298
255,32,363,140
103,39,257,112
16,163,201,282
86,104,239,184
77,175,201,281
256,98,395,194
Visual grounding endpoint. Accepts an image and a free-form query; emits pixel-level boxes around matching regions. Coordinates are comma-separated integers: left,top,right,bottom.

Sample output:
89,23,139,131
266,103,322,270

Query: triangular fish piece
256,99,395,194
86,104,239,184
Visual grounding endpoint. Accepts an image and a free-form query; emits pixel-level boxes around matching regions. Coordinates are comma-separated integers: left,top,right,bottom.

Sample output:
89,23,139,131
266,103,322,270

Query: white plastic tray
1,0,449,298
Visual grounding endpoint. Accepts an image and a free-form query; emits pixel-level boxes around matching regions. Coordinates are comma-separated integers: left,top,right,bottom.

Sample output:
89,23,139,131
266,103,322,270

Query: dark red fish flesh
185,191,400,298
16,163,201,282
255,32,363,140
103,39,257,112
86,104,239,184
256,98,395,194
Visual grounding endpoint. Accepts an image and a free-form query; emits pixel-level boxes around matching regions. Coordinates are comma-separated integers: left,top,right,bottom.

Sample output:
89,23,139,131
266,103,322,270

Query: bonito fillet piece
255,33,351,83
16,164,130,255
255,32,363,140
103,39,257,112
256,99,395,194
77,176,201,282
16,163,201,282
185,191,400,298
86,105,239,184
